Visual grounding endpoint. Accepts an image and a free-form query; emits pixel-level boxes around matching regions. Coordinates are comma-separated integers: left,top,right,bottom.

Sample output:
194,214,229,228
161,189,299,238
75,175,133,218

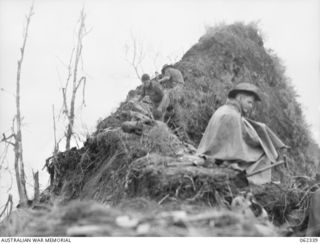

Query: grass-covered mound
172,23,316,176
41,22,320,236
46,100,189,204
95,22,317,176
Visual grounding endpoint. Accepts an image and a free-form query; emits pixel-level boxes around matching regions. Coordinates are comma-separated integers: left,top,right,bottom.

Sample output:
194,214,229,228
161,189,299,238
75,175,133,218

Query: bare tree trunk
14,3,34,207
52,104,59,154
65,8,87,150
33,171,39,204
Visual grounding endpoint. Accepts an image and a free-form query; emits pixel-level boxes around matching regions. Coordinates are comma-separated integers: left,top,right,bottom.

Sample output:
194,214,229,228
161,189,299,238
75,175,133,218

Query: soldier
197,82,288,185
139,74,169,121
157,65,188,140
158,64,184,89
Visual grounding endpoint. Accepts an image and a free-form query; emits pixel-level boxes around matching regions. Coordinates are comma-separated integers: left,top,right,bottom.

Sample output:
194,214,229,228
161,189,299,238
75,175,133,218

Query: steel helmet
228,82,261,101
161,64,174,74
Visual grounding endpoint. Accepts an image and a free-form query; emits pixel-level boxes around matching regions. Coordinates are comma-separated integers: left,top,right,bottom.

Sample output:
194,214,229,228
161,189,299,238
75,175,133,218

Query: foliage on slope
40,23,320,236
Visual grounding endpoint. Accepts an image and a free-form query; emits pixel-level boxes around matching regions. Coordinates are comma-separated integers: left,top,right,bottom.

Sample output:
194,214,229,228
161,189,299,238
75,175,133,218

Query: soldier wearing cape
197,83,289,185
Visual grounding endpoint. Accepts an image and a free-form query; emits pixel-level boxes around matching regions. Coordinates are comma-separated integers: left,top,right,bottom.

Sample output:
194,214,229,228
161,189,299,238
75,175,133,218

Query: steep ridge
41,23,319,233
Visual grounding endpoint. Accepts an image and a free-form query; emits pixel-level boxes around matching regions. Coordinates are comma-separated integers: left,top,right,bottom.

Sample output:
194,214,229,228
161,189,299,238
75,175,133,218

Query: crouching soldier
158,64,184,89
139,74,170,121
197,82,289,185
158,64,185,104
158,65,189,141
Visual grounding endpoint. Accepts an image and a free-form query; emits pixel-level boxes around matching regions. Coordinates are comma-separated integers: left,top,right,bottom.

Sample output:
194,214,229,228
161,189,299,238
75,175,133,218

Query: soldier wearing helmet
197,82,288,185
139,73,170,121
158,64,184,89
227,82,261,117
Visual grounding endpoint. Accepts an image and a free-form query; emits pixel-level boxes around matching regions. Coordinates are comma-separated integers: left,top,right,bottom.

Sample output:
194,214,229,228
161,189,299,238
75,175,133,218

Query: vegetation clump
37,22,320,236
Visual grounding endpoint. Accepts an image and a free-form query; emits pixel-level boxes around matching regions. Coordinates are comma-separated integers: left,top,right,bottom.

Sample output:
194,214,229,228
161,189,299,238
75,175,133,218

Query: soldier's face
142,79,150,86
238,94,255,116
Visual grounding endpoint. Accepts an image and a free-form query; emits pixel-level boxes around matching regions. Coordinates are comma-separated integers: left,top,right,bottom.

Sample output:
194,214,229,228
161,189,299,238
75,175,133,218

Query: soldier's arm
138,87,146,101
158,70,171,83
158,76,170,83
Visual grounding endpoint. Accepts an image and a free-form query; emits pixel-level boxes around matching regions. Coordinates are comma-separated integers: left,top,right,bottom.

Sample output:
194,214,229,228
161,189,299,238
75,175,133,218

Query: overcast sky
0,0,319,205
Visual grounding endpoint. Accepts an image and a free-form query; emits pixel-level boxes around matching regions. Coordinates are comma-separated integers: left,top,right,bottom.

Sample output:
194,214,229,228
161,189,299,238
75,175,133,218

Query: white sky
0,0,319,206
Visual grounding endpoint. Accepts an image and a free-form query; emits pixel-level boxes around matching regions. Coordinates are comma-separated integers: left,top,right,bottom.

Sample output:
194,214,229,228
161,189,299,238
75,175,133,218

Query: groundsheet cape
197,100,287,164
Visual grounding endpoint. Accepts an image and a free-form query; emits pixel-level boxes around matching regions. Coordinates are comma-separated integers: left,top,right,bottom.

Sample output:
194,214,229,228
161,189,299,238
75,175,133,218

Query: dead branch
52,105,59,155
66,47,75,88
81,78,86,107
76,76,85,90
61,7,88,151
0,143,10,167
61,88,68,115
1,133,15,141
158,194,170,205
0,143,13,192
5,169,14,193
0,194,13,219
125,34,146,79
1,133,15,146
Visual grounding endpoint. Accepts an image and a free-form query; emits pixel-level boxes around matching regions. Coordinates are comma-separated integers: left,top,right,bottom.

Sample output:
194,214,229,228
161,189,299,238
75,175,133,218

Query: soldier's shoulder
215,104,240,118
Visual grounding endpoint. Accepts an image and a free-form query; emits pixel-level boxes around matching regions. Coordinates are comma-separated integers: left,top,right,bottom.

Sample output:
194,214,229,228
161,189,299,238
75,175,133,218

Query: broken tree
61,8,88,151
1,3,35,207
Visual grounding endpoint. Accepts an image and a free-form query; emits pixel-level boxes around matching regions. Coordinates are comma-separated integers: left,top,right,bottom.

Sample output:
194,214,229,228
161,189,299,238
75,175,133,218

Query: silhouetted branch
125,33,146,79
61,7,88,151
0,194,13,219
